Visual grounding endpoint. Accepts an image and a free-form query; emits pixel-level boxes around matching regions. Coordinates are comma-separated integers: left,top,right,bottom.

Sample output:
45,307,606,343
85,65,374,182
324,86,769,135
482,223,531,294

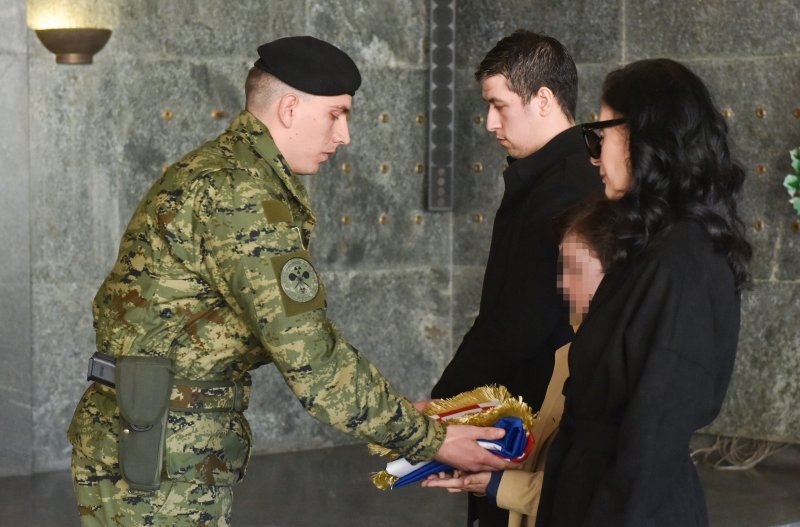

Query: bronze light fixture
34,28,111,64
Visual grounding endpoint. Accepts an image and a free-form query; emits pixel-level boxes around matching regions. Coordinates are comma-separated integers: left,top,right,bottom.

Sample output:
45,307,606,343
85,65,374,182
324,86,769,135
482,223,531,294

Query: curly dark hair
600,59,752,289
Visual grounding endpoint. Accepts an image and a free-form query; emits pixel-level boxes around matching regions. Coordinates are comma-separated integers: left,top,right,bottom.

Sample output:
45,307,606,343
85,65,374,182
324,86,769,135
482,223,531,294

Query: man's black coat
433,126,601,406
431,126,601,527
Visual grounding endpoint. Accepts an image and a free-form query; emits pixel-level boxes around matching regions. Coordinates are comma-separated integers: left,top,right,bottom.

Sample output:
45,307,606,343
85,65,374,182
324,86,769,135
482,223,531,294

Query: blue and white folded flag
369,385,536,490
386,417,531,488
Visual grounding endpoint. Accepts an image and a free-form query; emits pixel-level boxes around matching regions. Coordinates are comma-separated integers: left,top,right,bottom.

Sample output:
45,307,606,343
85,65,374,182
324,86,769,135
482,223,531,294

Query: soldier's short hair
244,67,306,111
475,30,578,121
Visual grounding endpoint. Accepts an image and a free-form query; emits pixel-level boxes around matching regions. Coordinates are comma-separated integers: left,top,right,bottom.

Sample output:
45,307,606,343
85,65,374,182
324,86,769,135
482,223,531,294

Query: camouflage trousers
72,450,233,527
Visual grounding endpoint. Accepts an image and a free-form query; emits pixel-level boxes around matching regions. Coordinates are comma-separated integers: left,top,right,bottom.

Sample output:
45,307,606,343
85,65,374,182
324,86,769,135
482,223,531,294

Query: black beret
254,36,361,96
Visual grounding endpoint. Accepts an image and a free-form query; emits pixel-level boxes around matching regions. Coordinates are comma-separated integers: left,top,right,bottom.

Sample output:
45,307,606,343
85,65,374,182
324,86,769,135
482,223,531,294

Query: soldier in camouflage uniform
68,36,514,526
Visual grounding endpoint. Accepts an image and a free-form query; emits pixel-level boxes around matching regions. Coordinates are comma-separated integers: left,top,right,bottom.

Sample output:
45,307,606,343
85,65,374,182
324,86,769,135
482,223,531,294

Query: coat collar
503,126,585,199
226,110,315,226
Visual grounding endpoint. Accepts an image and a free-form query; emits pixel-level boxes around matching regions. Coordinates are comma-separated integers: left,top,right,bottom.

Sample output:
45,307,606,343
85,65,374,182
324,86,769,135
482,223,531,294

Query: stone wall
1,0,797,476
0,0,32,476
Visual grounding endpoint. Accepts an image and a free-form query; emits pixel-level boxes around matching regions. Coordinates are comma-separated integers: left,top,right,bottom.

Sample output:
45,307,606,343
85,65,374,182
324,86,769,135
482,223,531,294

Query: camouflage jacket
68,111,445,487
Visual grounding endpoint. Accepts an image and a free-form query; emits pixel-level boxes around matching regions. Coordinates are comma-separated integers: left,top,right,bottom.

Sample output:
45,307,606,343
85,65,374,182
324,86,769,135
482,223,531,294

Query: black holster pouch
115,356,174,491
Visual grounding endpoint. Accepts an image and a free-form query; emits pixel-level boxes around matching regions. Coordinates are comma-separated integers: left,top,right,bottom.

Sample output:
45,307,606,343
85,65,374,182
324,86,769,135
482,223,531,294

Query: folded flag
369,385,536,490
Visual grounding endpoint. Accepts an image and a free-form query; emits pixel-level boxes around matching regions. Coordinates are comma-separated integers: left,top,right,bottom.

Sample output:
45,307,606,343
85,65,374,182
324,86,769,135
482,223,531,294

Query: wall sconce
34,28,111,64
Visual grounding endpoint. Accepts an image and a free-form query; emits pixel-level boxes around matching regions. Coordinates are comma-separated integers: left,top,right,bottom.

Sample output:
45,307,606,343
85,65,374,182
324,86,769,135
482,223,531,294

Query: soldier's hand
433,424,522,473
412,399,438,411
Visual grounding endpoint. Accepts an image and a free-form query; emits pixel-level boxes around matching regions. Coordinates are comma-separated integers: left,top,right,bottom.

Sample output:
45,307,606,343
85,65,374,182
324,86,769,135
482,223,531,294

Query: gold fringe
370,470,399,490
424,385,536,432
368,385,537,490
367,443,398,459
424,385,512,417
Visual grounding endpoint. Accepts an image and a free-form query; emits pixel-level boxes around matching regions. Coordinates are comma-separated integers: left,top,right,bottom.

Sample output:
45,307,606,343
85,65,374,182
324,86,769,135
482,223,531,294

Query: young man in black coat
430,31,601,527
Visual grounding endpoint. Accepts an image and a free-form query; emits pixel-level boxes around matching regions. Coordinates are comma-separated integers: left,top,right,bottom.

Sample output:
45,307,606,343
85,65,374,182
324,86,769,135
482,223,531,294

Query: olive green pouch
115,356,174,491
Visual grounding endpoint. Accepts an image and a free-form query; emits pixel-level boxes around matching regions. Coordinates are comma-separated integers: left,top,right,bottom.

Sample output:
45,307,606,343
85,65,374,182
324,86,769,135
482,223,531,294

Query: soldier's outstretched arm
434,424,521,472
186,172,446,462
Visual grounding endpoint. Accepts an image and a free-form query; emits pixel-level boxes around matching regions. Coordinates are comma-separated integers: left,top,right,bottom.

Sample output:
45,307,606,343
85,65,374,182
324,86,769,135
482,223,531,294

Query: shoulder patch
270,250,325,317
262,200,294,224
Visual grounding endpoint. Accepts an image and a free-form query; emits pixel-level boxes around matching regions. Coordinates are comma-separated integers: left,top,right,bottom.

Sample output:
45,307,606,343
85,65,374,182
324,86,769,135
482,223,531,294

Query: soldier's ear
277,92,299,128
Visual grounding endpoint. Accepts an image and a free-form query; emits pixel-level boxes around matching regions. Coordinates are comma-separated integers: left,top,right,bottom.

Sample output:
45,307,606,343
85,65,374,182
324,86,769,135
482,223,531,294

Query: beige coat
496,341,571,527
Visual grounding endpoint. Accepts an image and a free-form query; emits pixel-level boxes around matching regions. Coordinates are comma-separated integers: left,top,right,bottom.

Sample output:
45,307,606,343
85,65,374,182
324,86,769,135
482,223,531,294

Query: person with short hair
536,58,752,527
68,36,515,527
430,30,601,527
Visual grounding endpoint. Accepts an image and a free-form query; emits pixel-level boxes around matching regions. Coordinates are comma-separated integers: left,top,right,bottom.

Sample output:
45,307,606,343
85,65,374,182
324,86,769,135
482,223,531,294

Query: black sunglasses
580,118,627,159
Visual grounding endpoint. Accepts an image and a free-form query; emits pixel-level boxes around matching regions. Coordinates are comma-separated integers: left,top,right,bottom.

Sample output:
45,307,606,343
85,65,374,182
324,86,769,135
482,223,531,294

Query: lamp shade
34,28,112,64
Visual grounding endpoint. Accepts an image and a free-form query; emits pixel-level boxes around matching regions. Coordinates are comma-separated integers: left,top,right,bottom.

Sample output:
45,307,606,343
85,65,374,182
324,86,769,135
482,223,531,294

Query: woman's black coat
536,220,741,527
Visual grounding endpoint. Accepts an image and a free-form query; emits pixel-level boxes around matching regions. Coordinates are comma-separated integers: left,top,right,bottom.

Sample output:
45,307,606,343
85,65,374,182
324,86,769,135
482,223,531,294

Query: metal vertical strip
427,0,456,211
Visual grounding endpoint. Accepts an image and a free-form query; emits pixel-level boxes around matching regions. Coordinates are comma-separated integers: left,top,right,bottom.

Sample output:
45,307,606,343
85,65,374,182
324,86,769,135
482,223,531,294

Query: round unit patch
280,257,319,303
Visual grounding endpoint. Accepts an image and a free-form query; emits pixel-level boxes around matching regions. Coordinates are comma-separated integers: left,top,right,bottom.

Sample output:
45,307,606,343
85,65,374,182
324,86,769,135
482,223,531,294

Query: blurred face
558,232,605,323
284,93,352,175
481,75,549,159
592,104,633,199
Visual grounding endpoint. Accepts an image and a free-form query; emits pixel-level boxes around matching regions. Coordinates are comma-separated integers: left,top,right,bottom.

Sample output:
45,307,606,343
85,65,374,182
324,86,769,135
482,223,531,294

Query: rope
690,435,790,471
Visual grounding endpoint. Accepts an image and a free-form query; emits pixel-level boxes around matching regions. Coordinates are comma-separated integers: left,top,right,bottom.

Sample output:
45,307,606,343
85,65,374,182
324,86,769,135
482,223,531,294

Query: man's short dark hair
475,30,578,121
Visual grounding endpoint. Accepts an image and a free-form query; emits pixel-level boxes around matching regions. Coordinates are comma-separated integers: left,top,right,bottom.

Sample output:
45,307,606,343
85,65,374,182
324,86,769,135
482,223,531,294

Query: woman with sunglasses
536,59,752,526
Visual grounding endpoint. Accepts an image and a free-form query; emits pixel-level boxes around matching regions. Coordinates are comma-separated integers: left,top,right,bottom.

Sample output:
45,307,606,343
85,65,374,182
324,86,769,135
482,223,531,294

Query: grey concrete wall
0,0,32,476
452,1,800,444
3,0,798,477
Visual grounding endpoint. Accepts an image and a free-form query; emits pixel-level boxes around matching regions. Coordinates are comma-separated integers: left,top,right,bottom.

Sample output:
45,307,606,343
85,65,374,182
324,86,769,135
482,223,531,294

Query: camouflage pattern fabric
169,379,250,412
68,111,444,524
72,462,233,526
